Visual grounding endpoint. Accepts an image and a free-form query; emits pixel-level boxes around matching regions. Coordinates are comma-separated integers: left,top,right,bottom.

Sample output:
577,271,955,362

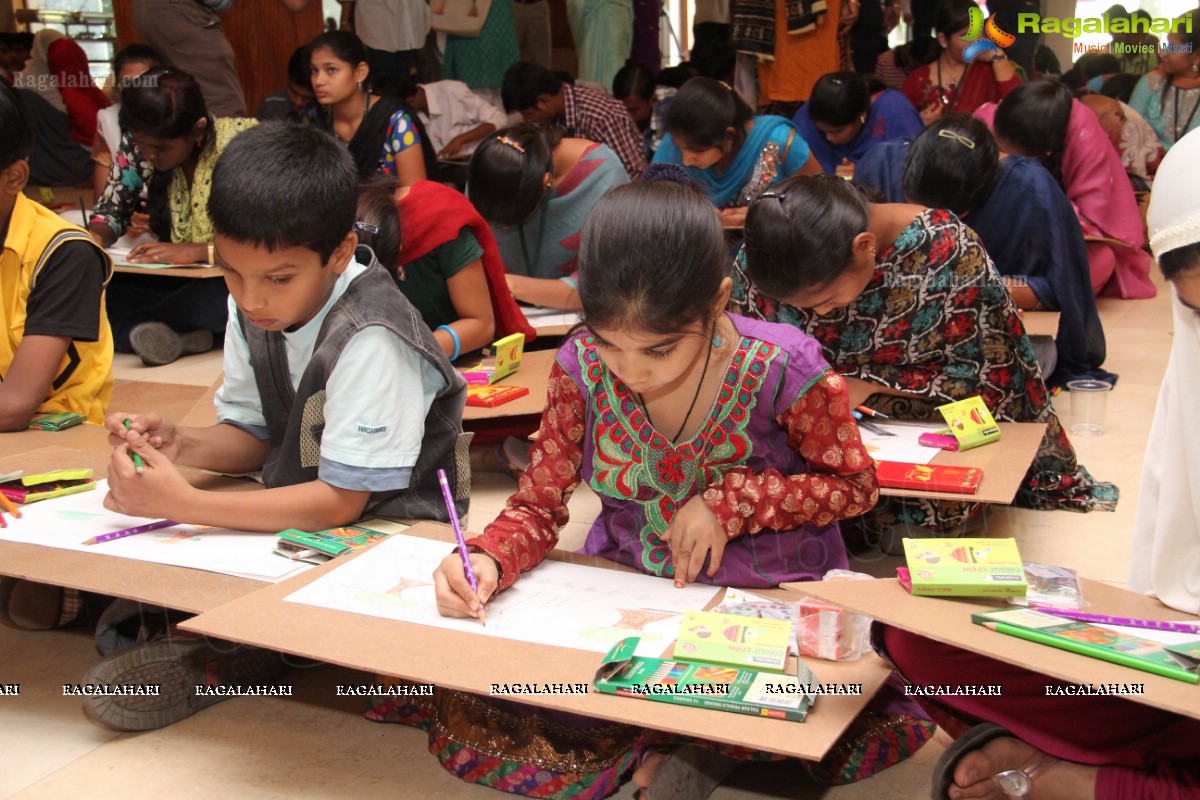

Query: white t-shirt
215,259,447,492
355,0,430,54
419,80,510,155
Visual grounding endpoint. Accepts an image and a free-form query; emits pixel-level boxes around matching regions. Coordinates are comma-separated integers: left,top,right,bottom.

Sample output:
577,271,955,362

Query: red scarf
397,181,535,343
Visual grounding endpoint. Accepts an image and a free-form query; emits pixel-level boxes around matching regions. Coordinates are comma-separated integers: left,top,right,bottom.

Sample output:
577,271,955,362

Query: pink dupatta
977,100,1156,299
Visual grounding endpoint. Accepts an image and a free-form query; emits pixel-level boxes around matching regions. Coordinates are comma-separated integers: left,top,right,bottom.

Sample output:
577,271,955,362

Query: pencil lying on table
0,493,22,519
83,519,177,546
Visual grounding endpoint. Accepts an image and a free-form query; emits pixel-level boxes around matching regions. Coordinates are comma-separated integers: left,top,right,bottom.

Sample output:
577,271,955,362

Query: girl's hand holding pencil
434,551,499,622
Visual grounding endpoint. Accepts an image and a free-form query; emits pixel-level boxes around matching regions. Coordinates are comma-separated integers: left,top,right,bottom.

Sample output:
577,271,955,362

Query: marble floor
0,272,1175,799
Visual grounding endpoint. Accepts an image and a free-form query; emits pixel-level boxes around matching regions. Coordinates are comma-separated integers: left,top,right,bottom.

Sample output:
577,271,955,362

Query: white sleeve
213,296,269,435
472,91,511,131
320,325,447,471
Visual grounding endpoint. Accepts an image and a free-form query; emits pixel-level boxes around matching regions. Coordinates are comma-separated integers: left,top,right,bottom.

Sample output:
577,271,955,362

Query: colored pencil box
595,637,817,721
27,412,87,431
0,468,96,504
275,523,395,563
466,385,530,407
875,461,982,494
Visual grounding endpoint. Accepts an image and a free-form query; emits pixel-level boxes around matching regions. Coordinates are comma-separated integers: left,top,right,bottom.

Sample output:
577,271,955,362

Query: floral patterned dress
365,314,935,796
731,208,1118,536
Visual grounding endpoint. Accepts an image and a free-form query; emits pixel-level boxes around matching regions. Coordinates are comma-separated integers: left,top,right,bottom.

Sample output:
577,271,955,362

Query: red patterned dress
732,208,1118,536
366,314,934,796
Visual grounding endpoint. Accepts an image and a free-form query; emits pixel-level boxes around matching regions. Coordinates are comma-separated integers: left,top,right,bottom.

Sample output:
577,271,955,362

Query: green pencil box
275,522,402,563
594,637,817,721
27,412,86,431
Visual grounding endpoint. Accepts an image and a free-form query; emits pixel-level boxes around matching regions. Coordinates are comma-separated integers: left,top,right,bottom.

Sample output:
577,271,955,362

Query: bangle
436,324,461,361
207,243,215,264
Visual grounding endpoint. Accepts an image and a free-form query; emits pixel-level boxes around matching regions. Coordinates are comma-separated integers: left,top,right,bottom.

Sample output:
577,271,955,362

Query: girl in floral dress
368,179,934,799
735,174,1117,541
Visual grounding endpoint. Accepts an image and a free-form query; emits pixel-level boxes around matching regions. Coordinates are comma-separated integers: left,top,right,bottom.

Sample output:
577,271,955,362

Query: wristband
437,324,461,361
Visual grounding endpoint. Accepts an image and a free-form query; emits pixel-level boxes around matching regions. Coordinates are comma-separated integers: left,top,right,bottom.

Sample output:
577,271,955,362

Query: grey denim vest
239,252,470,522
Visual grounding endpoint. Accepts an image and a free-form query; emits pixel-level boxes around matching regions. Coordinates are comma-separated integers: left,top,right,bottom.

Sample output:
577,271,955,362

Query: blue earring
712,334,724,348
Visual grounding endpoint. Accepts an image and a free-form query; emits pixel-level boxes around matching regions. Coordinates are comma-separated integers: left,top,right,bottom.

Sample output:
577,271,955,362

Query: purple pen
1030,605,1200,635
437,468,479,594
83,519,178,546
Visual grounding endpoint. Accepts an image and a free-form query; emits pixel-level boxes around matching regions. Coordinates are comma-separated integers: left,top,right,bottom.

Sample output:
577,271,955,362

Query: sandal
932,723,1058,800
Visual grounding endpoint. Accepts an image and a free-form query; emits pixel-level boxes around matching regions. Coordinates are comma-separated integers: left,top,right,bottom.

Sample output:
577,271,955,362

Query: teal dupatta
652,115,807,208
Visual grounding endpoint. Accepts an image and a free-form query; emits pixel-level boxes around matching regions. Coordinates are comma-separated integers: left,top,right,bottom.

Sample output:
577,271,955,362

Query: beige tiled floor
0,275,1175,799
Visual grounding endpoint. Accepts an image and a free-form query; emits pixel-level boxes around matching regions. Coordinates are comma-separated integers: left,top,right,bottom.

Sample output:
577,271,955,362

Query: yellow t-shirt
0,194,114,423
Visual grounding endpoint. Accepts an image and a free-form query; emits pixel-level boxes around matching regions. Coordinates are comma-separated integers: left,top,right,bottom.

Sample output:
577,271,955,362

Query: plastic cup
1066,380,1112,436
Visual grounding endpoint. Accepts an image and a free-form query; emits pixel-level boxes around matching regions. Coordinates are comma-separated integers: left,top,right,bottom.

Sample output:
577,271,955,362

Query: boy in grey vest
85,123,468,732
105,122,469,530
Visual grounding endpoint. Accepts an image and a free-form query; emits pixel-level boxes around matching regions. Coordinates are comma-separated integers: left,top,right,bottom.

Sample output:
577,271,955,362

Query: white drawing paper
858,423,945,466
0,480,308,582
283,533,720,656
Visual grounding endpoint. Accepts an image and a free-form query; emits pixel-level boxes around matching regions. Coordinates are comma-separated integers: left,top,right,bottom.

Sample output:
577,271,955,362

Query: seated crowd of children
2,3,1199,798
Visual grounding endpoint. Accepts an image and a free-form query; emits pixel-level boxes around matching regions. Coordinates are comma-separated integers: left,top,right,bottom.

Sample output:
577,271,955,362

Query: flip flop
931,723,1011,800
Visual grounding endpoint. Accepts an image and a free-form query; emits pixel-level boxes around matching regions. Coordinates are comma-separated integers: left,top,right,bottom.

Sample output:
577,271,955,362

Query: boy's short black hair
501,62,564,113
287,45,312,89
0,80,34,171
208,122,357,264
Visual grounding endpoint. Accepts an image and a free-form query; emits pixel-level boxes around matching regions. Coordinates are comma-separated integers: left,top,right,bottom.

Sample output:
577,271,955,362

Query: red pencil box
875,461,982,494
466,385,530,408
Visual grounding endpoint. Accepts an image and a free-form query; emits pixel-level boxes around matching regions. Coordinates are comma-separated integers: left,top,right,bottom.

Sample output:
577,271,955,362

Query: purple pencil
83,519,178,546
1030,605,1200,635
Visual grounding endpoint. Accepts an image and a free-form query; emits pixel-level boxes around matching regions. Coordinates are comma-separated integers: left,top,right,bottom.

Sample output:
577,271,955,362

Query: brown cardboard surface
179,377,223,428
180,522,892,760
881,422,1047,504
111,381,210,422
0,444,265,613
1021,311,1060,339
794,578,1200,720
0,382,207,467
462,349,556,421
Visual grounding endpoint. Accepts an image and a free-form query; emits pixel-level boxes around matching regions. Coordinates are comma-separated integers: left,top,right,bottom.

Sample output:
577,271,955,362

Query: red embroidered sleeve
466,361,586,591
700,372,879,537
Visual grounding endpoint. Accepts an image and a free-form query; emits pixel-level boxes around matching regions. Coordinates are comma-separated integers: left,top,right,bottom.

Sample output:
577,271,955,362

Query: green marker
123,419,145,474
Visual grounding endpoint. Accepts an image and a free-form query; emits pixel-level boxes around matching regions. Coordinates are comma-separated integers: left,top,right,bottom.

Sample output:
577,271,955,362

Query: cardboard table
180,521,894,760
796,577,1200,721
880,422,1047,504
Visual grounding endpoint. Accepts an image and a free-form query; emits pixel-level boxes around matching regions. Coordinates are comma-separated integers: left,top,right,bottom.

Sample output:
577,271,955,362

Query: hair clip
937,129,976,149
496,135,526,153
719,80,735,93
756,190,788,204
353,221,379,234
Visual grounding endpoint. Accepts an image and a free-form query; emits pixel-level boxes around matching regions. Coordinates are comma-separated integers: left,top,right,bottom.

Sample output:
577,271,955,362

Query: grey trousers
513,0,552,70
132,0,246,117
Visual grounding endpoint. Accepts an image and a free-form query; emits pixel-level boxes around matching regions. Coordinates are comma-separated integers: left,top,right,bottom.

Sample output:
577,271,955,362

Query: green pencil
123,419,144,475
981,621,1200,684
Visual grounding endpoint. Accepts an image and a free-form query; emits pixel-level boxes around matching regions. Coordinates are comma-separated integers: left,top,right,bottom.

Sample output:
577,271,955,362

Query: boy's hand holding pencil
105,411,181,461
103,430,194,521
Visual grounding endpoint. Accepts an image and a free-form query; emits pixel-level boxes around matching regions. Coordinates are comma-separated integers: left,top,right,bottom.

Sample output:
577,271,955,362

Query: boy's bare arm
0,335,72,431
173,423,273,473
105,433,371,531
108,413,271,473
